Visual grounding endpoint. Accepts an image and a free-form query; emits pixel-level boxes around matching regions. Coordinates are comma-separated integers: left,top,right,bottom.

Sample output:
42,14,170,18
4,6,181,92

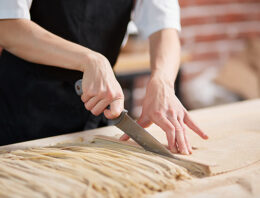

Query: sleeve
132,0,181,38
0,0,32,20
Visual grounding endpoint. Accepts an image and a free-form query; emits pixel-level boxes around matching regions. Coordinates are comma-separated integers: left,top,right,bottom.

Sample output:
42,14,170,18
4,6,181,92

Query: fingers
81,94,90,103
137,114,153,128
84,96,100,111
119,134,130,141
83,94,124,118
120,111,191,155
184,131,192,154
83,97,123,118
153,116,176,153
170,118,189,155
167,143,178,154
184,112,208,139
82,93,123,118
104,99,124,119
90,99,111,116
179,119,192,154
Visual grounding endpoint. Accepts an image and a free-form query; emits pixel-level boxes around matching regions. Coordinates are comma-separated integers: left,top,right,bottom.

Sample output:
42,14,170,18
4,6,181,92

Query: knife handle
74,79,127,124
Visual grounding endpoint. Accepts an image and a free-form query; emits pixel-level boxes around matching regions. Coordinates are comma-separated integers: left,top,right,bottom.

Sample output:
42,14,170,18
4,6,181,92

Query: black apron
0,0,133,146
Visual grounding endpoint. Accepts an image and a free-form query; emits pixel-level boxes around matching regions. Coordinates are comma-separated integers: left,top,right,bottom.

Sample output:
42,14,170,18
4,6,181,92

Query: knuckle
107,88,124,100
116,91,124,100
81,95,86,102
106,91,114,101
84,103,91,111
99,90,107,99
177,140,185,148
152,111,164,119
168,125,175,132
175,126,183,132
178,113,185,120
91,110,99,116
165,123,175,132
88,90,97,97
167,109,175,118
174,123,183,131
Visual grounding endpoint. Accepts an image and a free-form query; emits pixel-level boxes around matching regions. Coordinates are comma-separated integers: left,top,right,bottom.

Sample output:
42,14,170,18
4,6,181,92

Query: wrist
151,68,175,84
78,49,98,72
150,71,175,89
150,57,179,82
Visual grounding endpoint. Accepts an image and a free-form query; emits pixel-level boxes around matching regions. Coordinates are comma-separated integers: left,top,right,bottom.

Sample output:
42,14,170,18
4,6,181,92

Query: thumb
137,114,153,128
104,99,124,119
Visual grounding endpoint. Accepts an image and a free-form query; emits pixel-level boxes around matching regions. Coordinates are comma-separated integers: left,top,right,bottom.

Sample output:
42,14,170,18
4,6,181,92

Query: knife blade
74,79,180,160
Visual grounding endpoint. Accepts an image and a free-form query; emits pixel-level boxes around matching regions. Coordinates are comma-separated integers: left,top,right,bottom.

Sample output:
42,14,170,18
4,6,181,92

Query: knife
74,79,180,159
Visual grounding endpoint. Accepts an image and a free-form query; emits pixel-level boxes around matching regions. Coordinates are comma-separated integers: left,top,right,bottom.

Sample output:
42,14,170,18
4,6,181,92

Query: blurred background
0,0,259,118
114,0,260,118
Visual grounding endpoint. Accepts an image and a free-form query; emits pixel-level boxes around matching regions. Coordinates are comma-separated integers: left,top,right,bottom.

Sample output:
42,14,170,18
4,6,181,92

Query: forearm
0,19,94,72
149,29,181,85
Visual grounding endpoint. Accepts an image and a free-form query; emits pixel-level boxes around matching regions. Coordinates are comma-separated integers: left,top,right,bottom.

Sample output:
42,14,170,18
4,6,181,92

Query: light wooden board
1,99,260,197
147,99,260,175
1,99,259,175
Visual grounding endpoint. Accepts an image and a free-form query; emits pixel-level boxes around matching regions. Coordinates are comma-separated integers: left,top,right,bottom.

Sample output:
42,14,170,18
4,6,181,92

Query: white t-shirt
0,0,181,38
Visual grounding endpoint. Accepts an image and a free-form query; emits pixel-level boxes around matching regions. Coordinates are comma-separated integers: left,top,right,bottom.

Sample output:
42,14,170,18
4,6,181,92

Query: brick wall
132,0,260,116
180,0,260,67
179,0,260,109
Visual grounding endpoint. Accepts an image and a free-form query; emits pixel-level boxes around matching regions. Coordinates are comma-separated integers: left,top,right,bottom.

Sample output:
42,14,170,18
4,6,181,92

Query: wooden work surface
1,99,260,197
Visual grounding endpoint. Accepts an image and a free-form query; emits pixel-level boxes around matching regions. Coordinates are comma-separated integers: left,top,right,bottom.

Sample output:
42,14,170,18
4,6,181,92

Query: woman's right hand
0,19,124,119
80,52,124,119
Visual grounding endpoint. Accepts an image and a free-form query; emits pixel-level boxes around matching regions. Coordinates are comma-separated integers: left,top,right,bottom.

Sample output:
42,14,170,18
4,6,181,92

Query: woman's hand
81,52,124,119
120,74,208,155
0,19,124,119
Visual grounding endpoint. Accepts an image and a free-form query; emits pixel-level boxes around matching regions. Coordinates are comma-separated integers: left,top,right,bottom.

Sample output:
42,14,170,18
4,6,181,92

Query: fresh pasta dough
0,138,191,198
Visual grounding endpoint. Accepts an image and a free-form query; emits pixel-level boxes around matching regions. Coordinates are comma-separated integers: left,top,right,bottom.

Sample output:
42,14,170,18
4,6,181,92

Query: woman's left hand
120,75,208,155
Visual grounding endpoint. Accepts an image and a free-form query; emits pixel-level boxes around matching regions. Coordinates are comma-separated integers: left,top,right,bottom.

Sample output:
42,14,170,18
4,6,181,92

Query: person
0,0,208,154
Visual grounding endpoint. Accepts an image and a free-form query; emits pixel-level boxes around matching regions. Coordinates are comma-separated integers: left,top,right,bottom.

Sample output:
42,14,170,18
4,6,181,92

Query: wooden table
1,99,260,197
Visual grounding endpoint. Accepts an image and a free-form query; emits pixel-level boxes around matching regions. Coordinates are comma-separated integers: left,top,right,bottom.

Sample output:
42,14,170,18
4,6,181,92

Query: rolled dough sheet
146,100,260,175
148,161,260,198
